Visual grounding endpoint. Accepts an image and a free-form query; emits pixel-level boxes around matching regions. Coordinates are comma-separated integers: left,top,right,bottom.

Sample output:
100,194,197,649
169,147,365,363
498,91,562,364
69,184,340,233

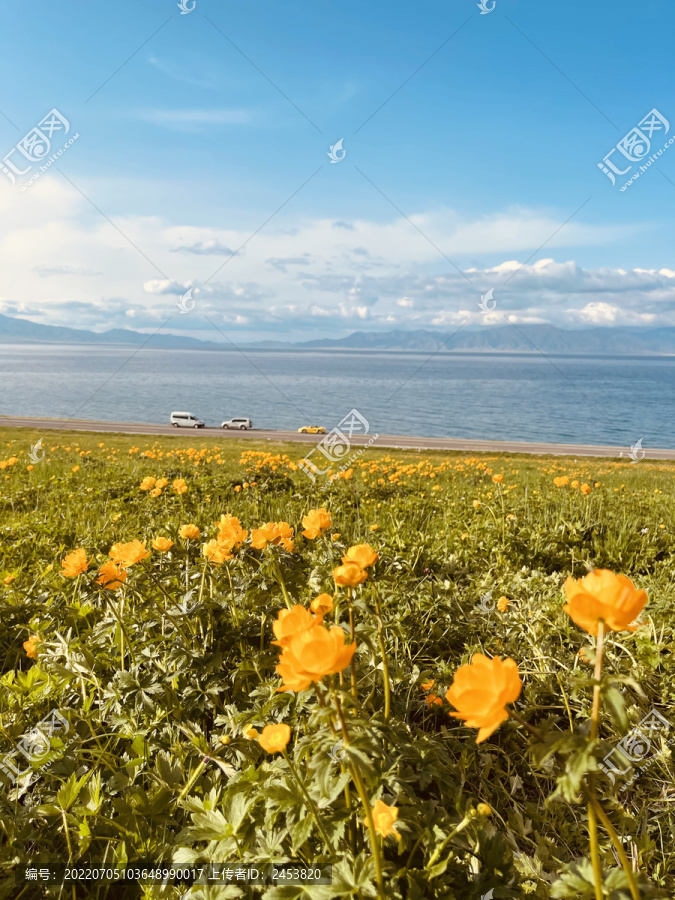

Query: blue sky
0,0,673,341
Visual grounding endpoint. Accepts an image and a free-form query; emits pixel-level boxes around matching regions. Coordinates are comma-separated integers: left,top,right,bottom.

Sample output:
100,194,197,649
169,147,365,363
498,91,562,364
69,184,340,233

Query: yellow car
298,425,326,434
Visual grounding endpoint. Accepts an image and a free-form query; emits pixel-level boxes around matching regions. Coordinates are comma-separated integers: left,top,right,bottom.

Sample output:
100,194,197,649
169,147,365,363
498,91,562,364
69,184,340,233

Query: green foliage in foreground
0,428,674,899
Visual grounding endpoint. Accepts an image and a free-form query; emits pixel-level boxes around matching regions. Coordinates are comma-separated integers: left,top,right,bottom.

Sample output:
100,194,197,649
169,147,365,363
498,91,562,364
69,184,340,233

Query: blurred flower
310,593,334,616
446,654,522,743
243,726,258,740
272,606,317,648
302,507,332,539
203,539,232,564
173,478,188,495
426,693,443,707
258,723,291,754
333,561,368,587
276,624,356,691
472,500,480,508
72,465,80,473
96,561,127,590
580,483,591,495
594,482,600,488
155,478,169,489
139,477,156,491
343,544,378,569
420,679,434,691
179,524,200,540
109,540,150,568
152,537,174,552
492,474,504,484
26,465,34,472
3,574,16,585
476,803,492,817
571,480,579,488
61,548,88,578
497,596,509,612
150,487,162,498
563,569,647,635
331,533,341,542
369,800,401,840
23,634,42,659
369,524,379,532
553,476,570,487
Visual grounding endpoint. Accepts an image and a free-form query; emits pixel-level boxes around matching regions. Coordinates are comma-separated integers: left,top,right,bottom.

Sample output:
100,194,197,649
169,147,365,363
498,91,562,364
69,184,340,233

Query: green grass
0,427,674,899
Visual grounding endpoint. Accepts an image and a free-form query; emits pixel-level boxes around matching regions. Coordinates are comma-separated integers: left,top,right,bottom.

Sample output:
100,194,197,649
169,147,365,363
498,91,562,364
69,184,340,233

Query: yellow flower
215,516,248,550
571,480,579,488
301,507,332,539
331,533,341,542
152,537,174,552
276,624,356,692
3,574,16,585
369,524,379,532
472,500,480,508
173,478,188,495
310,593,334,616
594,482,600,488
343,544,378,569
271,606,317,648
251,522,294,552
150,487,162,497
203,539,233,564
258,723,291,754
109,540,150,568
23,634,42,659
243,726,258,740
368,800,401,840
72,465,80,473
563,569,647,635
26,464,34,471
580,483,591,495
446,654,522,743
179,524,200,540
497,596,509,612
139,477,156,491
96,561,127,590
155,478,169,489
476,803,492,817
61,548,88,578
333,561,368,587
492,474,504,484
553,476,570,487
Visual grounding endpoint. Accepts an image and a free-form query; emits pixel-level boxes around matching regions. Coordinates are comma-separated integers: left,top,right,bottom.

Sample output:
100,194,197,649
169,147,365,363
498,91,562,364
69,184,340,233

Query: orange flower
426,693,443,707
310,593,334,616
258,723,291,754
445,654,522,743
563,569,647,635
333,561,368,587
173,478,188,495
301,507,332,539
72,465,80,473
179,524,200,540
96,561,127,590
420,679,434,691
571,480,579,488
251,522,294,552
580,483,591,495
243,726,258,740
342,544,378,569
23,634,42,659
497,596,509,612
472,500,480,508
553,475,570,487
271,605,318,648
369,524,379,532
276,625,356,691
152,537,174,552
109,540,150,568
368,800,401,841
203,539,233,564
139,477,156,491
492,474,504,484
215,516,248,551
155,478,169,489
61,548,88,578
3,574,16,585
150,487,162,498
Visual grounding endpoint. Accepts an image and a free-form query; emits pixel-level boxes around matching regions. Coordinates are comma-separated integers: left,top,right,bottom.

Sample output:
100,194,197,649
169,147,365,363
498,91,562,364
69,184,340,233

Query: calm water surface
1,344,674,447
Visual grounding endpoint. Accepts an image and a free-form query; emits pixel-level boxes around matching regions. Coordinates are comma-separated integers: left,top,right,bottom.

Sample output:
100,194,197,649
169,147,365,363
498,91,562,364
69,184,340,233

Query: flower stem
347,590,358,702
583,788,641,900
588,618,606,900
282,750,334,854
332,692,385,900
368,575,391,722
178,755,210,802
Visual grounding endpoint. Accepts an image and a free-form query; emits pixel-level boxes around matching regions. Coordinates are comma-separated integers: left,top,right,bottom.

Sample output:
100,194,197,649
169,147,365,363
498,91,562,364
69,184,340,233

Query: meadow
0,428,674,899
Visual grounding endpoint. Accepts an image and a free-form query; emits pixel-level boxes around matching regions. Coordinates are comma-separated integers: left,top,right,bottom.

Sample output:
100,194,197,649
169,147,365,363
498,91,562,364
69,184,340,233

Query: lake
1,343,674,448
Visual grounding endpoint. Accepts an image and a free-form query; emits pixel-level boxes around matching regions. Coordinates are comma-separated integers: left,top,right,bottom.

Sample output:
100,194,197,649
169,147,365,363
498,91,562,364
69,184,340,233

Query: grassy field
1,427,674,899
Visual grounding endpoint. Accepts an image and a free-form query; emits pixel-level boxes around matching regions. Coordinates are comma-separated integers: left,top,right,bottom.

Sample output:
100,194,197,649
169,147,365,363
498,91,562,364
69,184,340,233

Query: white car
221,418,252,430
170,411,205,429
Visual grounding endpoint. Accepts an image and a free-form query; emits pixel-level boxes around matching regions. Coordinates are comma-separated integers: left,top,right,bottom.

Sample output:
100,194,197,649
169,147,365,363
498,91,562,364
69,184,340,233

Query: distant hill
3,312,675,355
0,312,222,349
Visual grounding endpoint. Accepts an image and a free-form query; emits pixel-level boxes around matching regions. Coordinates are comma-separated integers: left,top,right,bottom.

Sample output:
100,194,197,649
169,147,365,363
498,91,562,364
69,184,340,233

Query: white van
170,411,205,429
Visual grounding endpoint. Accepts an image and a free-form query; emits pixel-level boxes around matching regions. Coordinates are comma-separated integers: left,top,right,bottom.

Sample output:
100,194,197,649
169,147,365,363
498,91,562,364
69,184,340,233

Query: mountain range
3,311,675,355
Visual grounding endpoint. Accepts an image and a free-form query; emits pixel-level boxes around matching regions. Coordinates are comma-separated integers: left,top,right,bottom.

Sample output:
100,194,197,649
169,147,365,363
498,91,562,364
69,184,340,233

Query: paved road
1,415,673,460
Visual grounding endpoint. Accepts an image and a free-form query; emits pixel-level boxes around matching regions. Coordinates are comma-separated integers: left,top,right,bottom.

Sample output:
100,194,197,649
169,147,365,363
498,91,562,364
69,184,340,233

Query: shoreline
1,415,674,460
